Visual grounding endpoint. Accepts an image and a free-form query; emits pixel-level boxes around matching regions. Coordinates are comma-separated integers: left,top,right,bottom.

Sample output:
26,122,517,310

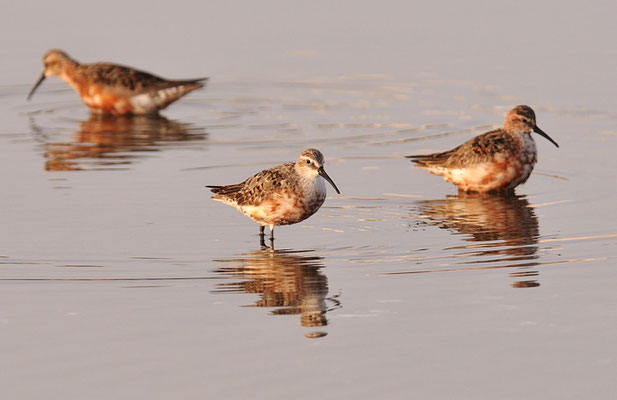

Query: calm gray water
2,1,617,399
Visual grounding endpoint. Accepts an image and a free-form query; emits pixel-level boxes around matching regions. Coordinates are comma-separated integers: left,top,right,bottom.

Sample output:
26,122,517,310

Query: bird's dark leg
269,226,275,248
259,226,266,248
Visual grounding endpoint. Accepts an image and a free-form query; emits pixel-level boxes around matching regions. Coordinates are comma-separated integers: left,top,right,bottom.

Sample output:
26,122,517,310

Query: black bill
533,125,559,148
318,166,340,194
27,73,46,100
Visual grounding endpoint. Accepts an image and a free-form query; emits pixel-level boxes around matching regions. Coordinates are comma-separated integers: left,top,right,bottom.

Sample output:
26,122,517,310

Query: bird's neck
59,64,89,96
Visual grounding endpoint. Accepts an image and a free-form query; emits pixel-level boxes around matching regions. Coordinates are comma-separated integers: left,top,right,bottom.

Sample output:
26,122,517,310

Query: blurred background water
1,1,617,399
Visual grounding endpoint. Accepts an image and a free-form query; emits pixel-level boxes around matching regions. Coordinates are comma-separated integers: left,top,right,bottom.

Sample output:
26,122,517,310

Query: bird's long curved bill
27,73,46,100
318,166,340,194
533,125,559,148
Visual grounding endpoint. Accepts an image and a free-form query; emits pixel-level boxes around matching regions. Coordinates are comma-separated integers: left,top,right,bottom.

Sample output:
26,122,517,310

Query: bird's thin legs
258,225,275,249
259,226,266,248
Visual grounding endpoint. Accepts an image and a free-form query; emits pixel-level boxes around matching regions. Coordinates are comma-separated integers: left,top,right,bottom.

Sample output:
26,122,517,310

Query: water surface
2,2,617,399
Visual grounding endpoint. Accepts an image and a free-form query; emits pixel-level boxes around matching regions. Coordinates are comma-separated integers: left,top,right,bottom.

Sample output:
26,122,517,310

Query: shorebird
407,105,559,193
207,149,340,246
27,49,206,115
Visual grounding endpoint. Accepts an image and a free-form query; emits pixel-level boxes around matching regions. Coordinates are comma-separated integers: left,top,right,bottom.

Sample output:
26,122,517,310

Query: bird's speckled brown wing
80,63,207,95
407,129,517,168
208,163,296,206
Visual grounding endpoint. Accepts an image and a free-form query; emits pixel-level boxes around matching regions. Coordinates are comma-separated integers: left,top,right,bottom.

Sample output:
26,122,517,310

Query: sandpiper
27,49,207,115
407,105,559,193
207,149,340,246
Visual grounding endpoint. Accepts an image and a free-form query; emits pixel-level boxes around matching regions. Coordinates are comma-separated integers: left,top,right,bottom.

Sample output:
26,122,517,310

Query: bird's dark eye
306,159,311,164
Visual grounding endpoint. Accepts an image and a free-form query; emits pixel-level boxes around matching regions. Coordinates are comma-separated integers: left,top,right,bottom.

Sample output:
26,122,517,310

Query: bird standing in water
27,49,206,115
407,105,559,193
207,149,340,247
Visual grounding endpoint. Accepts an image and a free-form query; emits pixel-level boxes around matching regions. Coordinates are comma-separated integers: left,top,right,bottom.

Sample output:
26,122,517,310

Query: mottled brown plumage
413,129,520,169
207,149,340,245
28,49,207,115
209,163,297,207
407,105,559,193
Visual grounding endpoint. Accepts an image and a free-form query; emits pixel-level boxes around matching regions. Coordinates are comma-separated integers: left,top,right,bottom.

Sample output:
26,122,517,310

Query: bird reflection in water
31,114,207,171
414,193,541,288
213,249,340,338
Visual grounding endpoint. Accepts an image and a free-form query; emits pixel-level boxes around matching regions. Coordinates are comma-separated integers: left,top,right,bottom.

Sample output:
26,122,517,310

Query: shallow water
3,2,617,399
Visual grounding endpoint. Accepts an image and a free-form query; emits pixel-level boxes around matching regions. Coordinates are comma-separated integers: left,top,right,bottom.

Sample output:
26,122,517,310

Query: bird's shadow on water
212,248,341,338
402,192,543,288
29,114,207,171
